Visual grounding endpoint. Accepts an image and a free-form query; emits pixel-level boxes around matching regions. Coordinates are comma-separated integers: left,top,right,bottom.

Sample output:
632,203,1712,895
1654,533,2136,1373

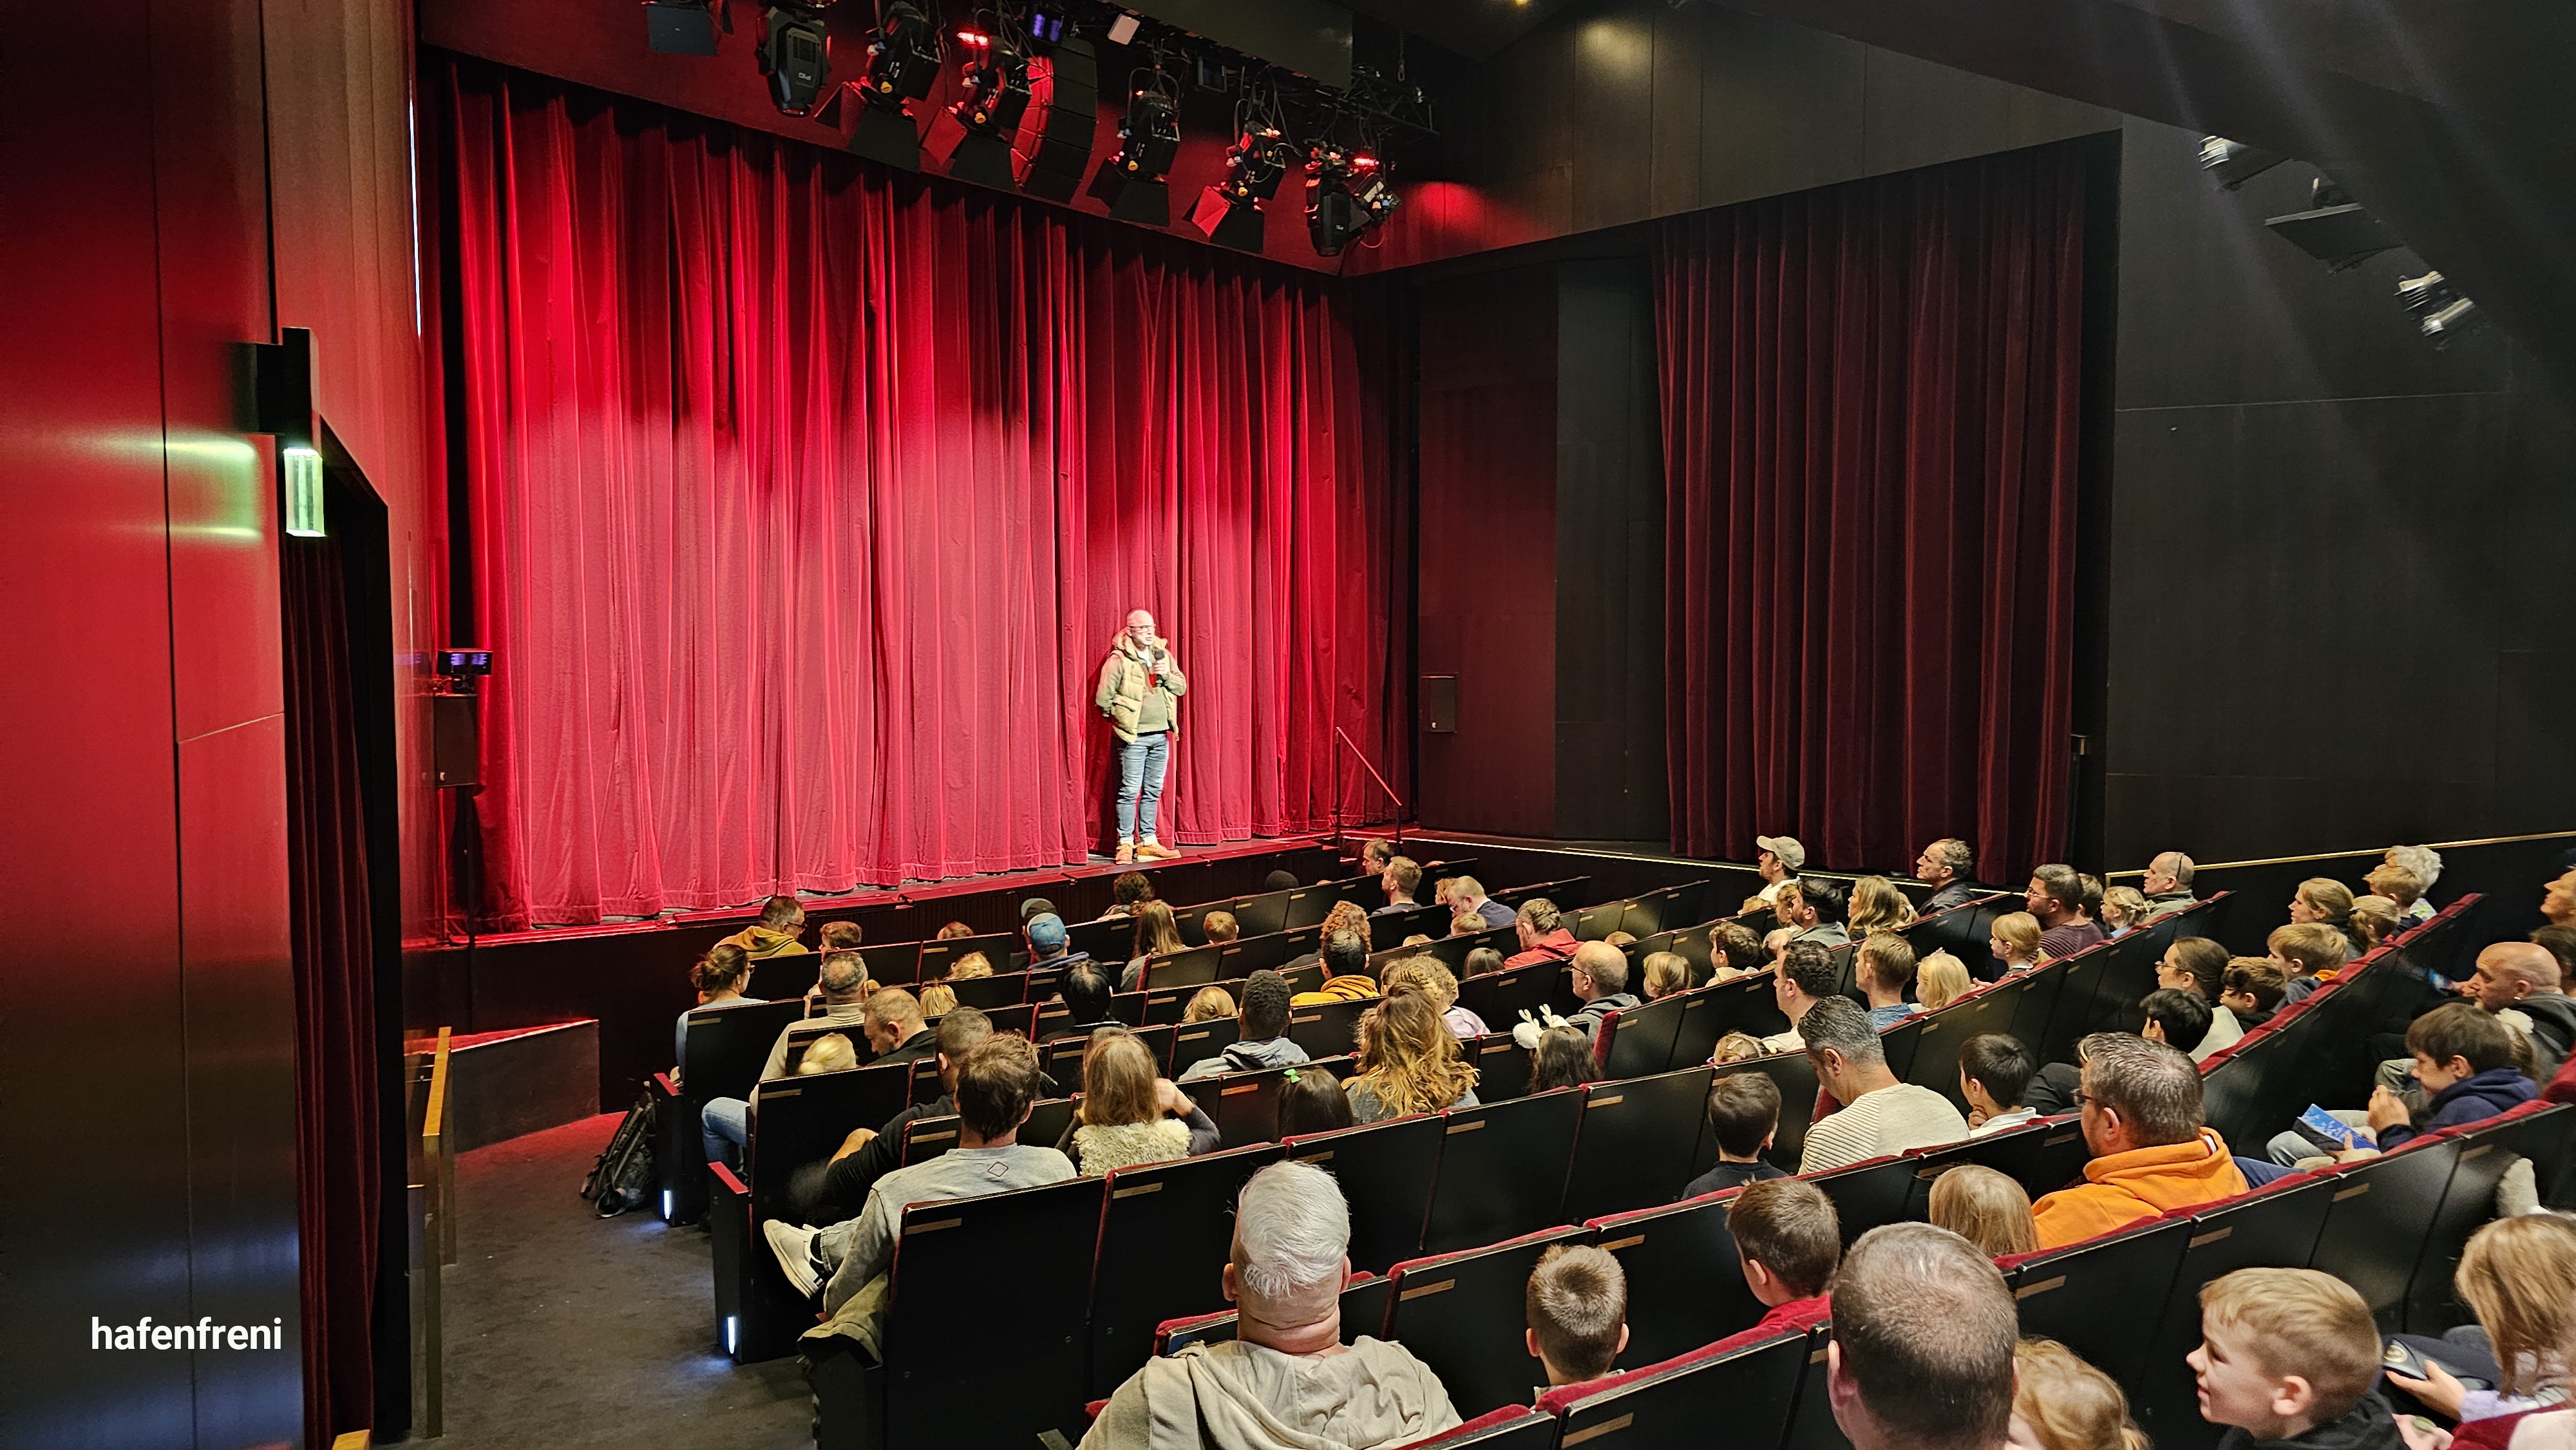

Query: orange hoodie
2031,1130,2248,1249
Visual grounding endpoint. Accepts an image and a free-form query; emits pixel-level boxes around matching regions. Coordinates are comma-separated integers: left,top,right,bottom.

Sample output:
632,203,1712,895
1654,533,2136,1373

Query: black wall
2099,118,2576,868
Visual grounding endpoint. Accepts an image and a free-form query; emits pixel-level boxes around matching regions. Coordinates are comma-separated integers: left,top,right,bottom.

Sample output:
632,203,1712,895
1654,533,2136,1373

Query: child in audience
2363,864,2429,927
1181,986,1235,1024
1992,912,2049,973
934,920,974,940
1384,956,1486,1040
1686,1071,1787,1197
2271,923,2351,1005
1642,950,1694,1001
2143,987,2222,1062
1728,1178,1841,1334
2364,1002,2536,1151
1452,911,1486,938
1960,1033,2039,1136
2102,887,2152,939
1529,1025,1600,1095
1274,1068,1353,1138
1526,1244,1629,1391
1928,1165,2035,1257
1713,922,1768,978
1712,1031,1768,1064
1604,930,1638,949
918,981,958,1017
1463,946,1506,980
2014,1338,2148,1450
1058,1029,1218,1175
948,950,995,980
1918,951,1975,1012
2224,959,2288,1028
2188,1268,2402,1450
798,1032,860,1075
2351,896,2405,957
2385,1214,2576,1424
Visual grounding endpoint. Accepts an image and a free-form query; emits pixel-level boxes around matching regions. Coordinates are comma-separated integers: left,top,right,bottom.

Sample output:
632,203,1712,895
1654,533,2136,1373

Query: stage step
406,1019,600,1153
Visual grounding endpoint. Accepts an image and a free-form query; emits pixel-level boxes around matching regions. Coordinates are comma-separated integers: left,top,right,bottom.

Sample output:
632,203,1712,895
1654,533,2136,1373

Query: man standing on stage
1095,608,1188,865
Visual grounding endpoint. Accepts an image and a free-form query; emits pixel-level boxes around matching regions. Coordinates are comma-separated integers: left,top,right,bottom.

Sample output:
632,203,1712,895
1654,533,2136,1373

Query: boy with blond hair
2271,923,2351,1005
2187,1268,2400,1450
1526,1244,1629,1389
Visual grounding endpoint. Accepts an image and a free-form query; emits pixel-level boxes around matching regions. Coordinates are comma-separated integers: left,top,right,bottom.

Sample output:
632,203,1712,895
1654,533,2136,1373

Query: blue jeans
703,1096,749,1170
1115,731,1170,843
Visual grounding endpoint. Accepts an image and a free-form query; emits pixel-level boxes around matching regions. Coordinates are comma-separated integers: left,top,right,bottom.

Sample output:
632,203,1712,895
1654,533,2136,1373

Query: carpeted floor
420,1113,811,1450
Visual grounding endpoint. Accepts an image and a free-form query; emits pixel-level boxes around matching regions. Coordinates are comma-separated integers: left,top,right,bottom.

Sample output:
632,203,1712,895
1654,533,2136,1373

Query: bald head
2478,941,2561,997
2145,852,2195,895
1572,940,1629,998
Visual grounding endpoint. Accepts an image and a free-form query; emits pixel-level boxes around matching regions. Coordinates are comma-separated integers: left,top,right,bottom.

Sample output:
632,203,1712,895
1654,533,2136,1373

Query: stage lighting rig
931,16,1033,189
2265,176,2400,271
756,2,831,116
1089,62,1182,225
848,0,941,168
1305,143,1397,257
645,0,723,57
1189,84,1291,251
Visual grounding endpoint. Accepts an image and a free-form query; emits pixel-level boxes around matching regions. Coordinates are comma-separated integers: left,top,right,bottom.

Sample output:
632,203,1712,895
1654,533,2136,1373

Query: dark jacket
2514,993,2576,1077
799,1095,953,1225
2215,1392,2400,1450
1569,993,1642,1040
1683,1159,1785,1200
1922,882,1983,914
2377,1066,2539,1149
870,1028,938,1068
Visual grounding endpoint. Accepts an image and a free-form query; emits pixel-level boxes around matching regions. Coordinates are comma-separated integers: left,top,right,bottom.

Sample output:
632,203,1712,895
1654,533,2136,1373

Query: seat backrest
746,1059,912,1212
1087,1143,1286,1399
1470,1031,1534,1103
1180,1059,1353,1149
1706,1052,1821,1171
1388,1227,1593,1418
1039,1031,1093,1087
899,1113,960,1165
1285,1115,1444,1274
1213,932,1290,981
2137,1174,2338,1449
1563,1066,1716,1225
880,1174,1108,1450
1168,1016,1242,1077
1806,1154,1921,1246
2403,1108,2548,1332
918,931,1021,983
681,999,806,1102
1589,1193,1768,1366
1493,876,1593,912
2006,1216,2192,1388
1408,1407,1562,1450
1900,977,2041,1109
949,969,1034,1012
1873,1014,1927,1081
1287,997,1373,1060
1672,975,1790,1067
1459,963,1571,1033
856,939,923,986
1780,1319,1851,1450
1144,945,1224,990
1550,1328,1809,1450
1574,901,1629,941
1899,1114,2090,1214
1422,1089,1586,1254
2309,1136,2466,1326
1600,994,1687,1080
1369,903,1454,951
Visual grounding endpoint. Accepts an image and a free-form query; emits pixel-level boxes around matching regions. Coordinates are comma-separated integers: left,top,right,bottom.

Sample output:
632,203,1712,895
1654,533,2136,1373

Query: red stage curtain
437,59,1410,927
1656,142,2087,881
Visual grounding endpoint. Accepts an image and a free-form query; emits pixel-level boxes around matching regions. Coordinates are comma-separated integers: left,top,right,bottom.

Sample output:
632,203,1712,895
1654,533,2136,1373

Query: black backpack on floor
583,1091,658,1218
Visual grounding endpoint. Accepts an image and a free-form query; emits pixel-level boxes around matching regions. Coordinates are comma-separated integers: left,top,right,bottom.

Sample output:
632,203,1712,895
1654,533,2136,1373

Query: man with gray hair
1562,941,1641,1040
1797,997,1968,1173
1914,838,1980,914
1081,1162,1459,1449
2141,852,2198,921
1095,608,1188,865
2030,1032,2245,1248
1828,1223,2018,1450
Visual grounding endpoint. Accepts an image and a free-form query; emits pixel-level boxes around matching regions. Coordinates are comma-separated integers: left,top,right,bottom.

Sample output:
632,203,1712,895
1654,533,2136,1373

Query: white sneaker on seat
764,1219,824,1298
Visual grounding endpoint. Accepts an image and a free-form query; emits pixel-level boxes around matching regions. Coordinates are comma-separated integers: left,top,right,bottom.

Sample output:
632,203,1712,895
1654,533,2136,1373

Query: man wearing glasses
2029,1033,2247,1248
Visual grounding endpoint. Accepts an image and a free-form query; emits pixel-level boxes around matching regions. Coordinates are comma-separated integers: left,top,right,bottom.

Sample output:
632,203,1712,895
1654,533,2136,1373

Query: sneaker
764,1219,824,1298
1136,840,1179,860
1114,842,1135,865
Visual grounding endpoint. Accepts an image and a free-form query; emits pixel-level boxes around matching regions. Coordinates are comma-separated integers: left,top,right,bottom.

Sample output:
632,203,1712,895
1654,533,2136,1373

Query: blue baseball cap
1026,913,1068,952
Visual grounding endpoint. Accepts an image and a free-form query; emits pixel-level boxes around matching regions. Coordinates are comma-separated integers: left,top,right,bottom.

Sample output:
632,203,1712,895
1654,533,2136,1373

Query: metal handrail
1330,727,1406,855
417,1027,453,1438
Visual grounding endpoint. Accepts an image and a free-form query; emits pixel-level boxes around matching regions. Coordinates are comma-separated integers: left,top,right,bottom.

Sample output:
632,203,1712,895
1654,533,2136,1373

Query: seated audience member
1450,911,1486,938
1347,991,1481,1122
1180,970,1311,1081
722,894,810,958
1928,1165,2036,1259
1778,880,1852,948
2535,925,2576,993
934,919,974,941
1857,934,1921,1028
1756,836,1806,905
2032,1033,2246,1248
1528,1025,1600,1095
1274,1069,1354,1138
1384,956,1484,1039
1761,941,1844,1054
2362,1003,2535,1154
1119,899,1188,991
1714,1031,1770,1064
1850,876,1917,935
1797,997,1971,1172
675,944,764,1079
1359,838,1396,875
2013,1339,2148,1450
861,987,936,1066
1099,869,1156,921
1642,950,1694,1001
2287,877,2366,961
1042,965,1119,1043
1917,838,1983,914
1431,878,1455,911
1182,986,1236,1025
1462,946,1506,981
2101,887,2151,939
2387,845,2445,925
1991,912,2049,974
1080,1162,1461,1450
1376,855,1423,914
1021,896,1057,923
1713,921,1768,979
1401,934,1434,948
2142,852,2199,921
1452,876,1517,932
947,950,995,980
2271,923,2351,1006
797,1032,860,1075
772,1035,1075,1349
1057,1028,1218,1175
2028,865,2105,960
1259,869,1300,894
2456,941,2576,1078
2363,864,2427,929
1506,898,1581,969
738,952,873,1127
1731,1178,1841,1333
2188,1269,2401,1450
1527,1244,1629,1390
2222,959,2288,1028
2383,1215,2576,1425
1200,909,1240,945
1603,930,1638,949
2546,868,2576,928
1025,911,1090,972
1287,901,1373,974
2077,874,2108,930
2142,988,2222,1064
2160,937,2244,1055
820,920,866,954
918,981,958,1017
1828,1223,2018,1450
1294,929,1379,1004
790,1007,993,1225
1686,1071,1787,1196
1562,942,1642,1039
2350,894,2402,957
1918,951,1974,1012
1960,1033,2039,1136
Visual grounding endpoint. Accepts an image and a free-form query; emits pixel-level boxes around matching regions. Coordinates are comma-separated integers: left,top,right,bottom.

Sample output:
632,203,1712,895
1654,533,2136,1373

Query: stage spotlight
1088,73,1180,225
848,0,940,169
1025,6,1068,48
929,24,1032,189
2197,136,2287,191
2398,270,2483,346
645,0,721,57
1190,123,1287,251
1305,145,1398,257
756,3,831,116
2264,178,2399,271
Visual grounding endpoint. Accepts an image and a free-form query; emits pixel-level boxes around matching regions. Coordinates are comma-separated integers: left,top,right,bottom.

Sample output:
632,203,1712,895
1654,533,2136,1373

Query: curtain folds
1655,142,2088,881
438,59,1410,928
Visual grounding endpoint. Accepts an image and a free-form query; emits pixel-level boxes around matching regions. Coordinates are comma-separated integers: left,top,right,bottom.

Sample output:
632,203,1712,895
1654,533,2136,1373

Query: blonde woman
1120,899,1189,990
1054,1028,1217,1176
1181,985,1236,1024
1848,876,1917,936
796,1032,860,1075
2011,1339,2148,1450
1381,956,1486,1039
2289,876,2368,957
2099,886,2150,939
1640,951,1694,1002
1917,951,1975,1013
1989,912,2047,974
1711,1031,1768,1064
948,950,994,980
1346,990,1481,1122
1927,1165,2035,1257
918,981,958,1017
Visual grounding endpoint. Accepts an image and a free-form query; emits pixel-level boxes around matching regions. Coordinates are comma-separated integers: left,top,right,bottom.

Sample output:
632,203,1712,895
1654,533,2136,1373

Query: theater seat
1588,1192,1767,1366
2310,1136,2466,1328
1422,1089,1585,1254
2001,1216,2191,1388
1541,1323,1808,1450
1286,1115,1443,1274
1777,1308,1850,1450
1408,1405,1561,1450
1805,1154,1920,1245
1388,1227,1593,1418
2403,1107,2555,1332
898,1113,959,1165
1598,995,1687,1080
1288,998,1372,1060
1563,1066,1716,1225
1087,1143,1284,1398
1472,1031,1534,1102
2136,1172,2336,1449
1168,1017,1242,1077
1897,1114,2090,1212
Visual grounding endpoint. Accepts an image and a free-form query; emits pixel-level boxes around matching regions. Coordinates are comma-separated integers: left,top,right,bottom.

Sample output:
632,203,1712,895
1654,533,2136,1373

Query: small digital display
437,648,493,676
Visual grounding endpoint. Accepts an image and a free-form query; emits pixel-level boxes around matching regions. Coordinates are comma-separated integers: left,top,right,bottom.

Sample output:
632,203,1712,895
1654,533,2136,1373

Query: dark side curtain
435,58,1412,928
1656,142,2088,881
283,529,380,1446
